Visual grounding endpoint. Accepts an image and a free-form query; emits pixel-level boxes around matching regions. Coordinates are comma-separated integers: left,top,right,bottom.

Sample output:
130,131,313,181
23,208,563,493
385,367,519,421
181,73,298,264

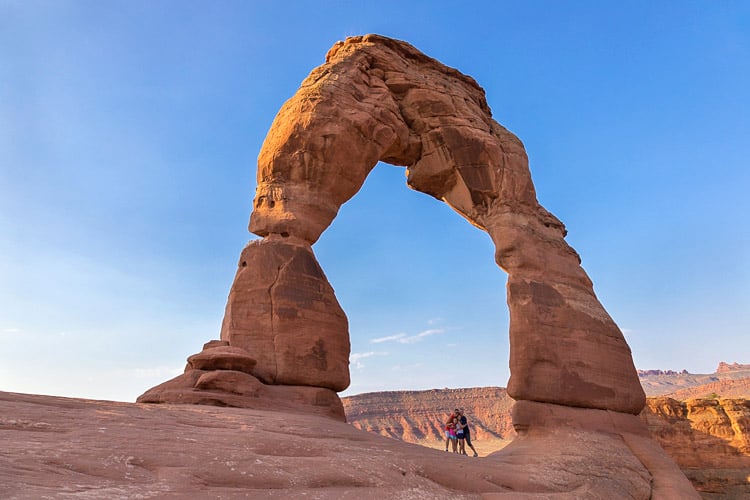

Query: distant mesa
137,34,698,497
638,361,750,377
638,369,690,376
717,361,750,373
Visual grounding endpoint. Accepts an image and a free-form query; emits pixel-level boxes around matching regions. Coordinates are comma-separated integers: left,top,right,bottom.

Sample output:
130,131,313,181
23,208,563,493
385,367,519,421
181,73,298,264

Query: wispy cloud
2,328,20,334
370,333,406,344
369,328,445,345
350,351,387,369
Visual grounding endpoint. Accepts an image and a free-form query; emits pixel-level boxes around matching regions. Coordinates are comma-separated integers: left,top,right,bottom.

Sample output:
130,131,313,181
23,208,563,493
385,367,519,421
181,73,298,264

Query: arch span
223,34,645,414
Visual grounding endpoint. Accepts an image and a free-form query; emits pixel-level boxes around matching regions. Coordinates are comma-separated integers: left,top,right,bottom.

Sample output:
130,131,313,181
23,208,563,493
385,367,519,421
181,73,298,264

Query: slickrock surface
0,391,681,499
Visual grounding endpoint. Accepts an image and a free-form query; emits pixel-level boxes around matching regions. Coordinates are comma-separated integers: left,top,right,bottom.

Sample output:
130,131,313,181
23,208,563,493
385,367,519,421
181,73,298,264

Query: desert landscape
2,363,748,498
2,34,722,499
3,4,748,499
343,362,750,498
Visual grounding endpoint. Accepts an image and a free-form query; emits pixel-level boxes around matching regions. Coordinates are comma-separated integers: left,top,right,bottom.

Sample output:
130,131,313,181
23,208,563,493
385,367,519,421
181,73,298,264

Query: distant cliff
343,387,515,444
642,397,750,498
638,362,750,397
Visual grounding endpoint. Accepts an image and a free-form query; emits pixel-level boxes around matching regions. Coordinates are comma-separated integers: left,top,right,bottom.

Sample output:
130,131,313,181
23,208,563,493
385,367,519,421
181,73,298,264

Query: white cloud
350,351,387,369
399,328,444,344
370,333,406,344
370,328,446,345
2,328,20,334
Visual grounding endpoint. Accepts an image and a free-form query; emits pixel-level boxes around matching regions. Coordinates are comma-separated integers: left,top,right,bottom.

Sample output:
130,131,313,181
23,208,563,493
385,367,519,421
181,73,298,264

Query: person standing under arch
458,409,478,457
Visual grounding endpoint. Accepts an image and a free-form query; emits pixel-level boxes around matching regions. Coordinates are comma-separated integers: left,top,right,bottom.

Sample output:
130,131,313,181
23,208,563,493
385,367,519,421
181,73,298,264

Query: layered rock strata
643,397,750,497
137,340,345,419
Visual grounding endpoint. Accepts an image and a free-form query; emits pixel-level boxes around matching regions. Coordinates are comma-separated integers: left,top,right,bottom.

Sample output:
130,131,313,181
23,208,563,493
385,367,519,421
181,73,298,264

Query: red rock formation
139,34,697,497
642,397,750,497
137,340,345,419
219,236,350,391
666,377,750,400
248,33,644,414
639,361,750,397
717,362,750,373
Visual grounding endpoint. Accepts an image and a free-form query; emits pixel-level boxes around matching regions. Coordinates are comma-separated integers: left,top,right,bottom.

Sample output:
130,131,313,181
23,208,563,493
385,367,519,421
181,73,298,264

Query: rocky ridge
639,362,750,397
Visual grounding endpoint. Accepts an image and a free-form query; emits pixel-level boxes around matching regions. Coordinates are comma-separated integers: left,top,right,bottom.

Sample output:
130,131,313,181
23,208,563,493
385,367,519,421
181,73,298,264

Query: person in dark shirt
457,409,478,457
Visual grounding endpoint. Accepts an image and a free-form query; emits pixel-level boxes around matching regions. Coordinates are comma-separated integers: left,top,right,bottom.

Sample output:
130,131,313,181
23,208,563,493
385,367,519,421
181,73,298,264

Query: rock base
137,340,345,420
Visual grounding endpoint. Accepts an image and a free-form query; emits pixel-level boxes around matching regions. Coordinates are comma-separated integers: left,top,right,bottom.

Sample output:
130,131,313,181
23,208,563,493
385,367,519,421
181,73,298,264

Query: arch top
250,34,551,246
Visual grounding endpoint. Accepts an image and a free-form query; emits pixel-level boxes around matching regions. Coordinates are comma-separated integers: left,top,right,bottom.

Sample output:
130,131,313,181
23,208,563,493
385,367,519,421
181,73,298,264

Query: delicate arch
227,34,644,414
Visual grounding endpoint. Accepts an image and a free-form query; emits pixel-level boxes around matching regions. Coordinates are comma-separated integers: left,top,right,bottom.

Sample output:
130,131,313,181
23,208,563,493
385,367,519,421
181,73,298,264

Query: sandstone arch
231,34,645,414
139,34,646,416
138,35,700,497
140,34,646,414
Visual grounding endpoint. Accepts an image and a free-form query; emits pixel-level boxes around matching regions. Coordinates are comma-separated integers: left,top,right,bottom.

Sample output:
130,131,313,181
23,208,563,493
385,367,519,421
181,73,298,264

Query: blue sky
1,1,748,401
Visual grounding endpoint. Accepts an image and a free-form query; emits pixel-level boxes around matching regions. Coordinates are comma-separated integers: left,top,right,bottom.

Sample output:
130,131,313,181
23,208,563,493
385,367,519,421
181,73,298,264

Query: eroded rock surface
137,340,345,420
0,391,691,499
219,236,349,391
643,397,750,497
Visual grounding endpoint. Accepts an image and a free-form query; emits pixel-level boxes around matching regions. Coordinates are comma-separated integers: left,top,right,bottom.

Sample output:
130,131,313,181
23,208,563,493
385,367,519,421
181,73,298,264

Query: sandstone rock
186,345,257,373
137,340,345,420
219,236,349,391
666,377,750,400
137,369,344,420
0,391,691,499
717,361,750,373
639,361,750,397
642,397,750,497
